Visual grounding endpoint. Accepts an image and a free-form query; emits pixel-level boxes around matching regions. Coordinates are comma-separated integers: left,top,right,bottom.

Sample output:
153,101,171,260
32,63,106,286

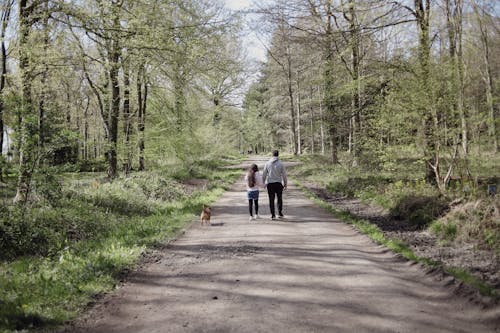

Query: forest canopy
0,0,498,202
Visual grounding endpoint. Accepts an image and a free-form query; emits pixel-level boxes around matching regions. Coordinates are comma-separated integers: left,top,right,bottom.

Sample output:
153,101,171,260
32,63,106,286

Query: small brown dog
200,205,211,226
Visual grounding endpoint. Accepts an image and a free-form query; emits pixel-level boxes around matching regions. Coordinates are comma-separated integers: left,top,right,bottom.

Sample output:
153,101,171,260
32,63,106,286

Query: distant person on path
262,150,287,220
245,163,264,221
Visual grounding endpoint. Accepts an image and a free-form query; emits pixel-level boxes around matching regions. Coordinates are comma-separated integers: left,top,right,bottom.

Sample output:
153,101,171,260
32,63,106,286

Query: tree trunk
122,63,132,175
310,87,315,154
14,0,36,203
318,87,325,155
137,65,147,171
348,0,361,166
348,117,352,154
106,5,122,179
446,0,466,154
286,48,298,155
0,1,11,181
296,70,301,155
414,0,438,185
455,1,466,155
83,97,89,160
324,8,338,163
38,1,50,151
473,2,498,153
325,58,338,164
107,52,120,179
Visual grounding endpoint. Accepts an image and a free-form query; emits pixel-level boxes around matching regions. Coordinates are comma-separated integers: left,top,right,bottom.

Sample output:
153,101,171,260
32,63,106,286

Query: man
262,150,287,220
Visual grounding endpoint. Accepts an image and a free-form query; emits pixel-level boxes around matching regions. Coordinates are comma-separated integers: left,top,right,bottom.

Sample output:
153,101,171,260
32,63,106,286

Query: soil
58,158,500,333
301,181,500,300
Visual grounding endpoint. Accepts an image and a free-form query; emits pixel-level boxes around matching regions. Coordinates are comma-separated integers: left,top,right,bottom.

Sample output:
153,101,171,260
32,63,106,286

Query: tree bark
318,87,325,155
83,97,89,160
14,0,36,203
38,1,50,151
286,46,298,155
106,2,122,179
107,49,120,179
137,65,147,171
0,1,12,181
122,61,132,175
296,70,301,155
445,0,466,154
309,87,315,154
324,7,338,164
324,55,338,163
414,0,438,185
348,0,361,166
473,2,498,153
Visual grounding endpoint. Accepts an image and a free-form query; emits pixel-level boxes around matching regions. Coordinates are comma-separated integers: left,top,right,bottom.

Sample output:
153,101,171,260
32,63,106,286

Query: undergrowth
0,160,240,332
430,198,500,253
292,151,499,246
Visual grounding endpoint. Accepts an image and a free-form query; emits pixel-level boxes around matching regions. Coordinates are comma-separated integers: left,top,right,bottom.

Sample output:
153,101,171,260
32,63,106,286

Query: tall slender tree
473,1,498,153
14,0,39,203
0,0,12,181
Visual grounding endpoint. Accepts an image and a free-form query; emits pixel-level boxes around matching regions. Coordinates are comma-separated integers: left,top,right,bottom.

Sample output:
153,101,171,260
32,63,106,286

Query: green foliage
430,198,500,253
429,220,457,242
47,129,80,165
32,166,64,204
0,199,109,260
0,159,240,332
292,150,497,239
53,158,108,173
444,267,499,299
0,155,10,180
389,194,449,229
76,159,108,172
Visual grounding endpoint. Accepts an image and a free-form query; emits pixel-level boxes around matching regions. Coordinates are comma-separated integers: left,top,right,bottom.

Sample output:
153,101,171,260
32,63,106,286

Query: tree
445,0,466,154
14,0,41,203
256,1,301,155
67,0,131,178
472,0,498,153
136,62,148,171
0,0,13,181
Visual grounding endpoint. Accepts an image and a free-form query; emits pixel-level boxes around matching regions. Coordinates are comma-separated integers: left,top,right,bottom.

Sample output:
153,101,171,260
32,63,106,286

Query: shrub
0,200,111,260
431,198,500,252
390,195,449,229
429,220,457,241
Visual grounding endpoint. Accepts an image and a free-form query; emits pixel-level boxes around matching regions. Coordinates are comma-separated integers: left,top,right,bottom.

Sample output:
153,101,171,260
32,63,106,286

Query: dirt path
61,158,500,333
301,181,500,292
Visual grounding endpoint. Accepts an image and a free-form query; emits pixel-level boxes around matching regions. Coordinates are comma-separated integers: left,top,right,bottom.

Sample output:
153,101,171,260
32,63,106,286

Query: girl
245,163,263,221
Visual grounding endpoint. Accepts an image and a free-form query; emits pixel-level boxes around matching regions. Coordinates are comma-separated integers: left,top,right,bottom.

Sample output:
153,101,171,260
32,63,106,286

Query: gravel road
60,158,500,333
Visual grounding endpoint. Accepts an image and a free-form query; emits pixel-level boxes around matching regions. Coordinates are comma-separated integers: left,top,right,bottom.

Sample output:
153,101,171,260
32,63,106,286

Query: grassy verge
0,163,241,332
295,180,499,301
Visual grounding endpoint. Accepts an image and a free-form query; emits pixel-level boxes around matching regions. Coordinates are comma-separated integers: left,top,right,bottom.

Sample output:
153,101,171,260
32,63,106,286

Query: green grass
445,267,498,298
0,162,241,332
429,198,500,253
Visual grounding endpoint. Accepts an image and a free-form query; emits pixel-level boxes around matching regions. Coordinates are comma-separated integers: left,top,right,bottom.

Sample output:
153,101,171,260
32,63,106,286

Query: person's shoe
249,216,254,221
255,214,261,219
278,213,284,218
271,216,276,220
